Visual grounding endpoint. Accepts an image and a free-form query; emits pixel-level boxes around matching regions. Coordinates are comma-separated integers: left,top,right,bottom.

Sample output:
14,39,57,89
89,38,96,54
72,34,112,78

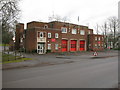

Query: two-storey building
15,21,104,54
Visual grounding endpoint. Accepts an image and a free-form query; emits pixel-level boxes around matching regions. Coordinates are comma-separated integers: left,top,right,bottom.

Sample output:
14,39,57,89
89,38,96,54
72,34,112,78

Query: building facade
15,21,104,54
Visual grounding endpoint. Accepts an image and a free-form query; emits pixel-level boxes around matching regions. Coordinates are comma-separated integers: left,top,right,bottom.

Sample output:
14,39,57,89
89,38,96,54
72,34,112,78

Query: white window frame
55,33,59,38
72,29,77,34
95,44,97,47
40,32,43,38
98,37,101,41
98,44,101,47
48,44,51,50
61,27,67,33
88,31,91,34
102,37,104,41
48,33,51,38
95,37,97,41
80,30,85,35
44,25,48,28
55,44,59,50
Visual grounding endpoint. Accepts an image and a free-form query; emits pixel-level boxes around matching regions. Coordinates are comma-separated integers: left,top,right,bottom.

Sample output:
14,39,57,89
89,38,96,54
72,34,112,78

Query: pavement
2,50,118,70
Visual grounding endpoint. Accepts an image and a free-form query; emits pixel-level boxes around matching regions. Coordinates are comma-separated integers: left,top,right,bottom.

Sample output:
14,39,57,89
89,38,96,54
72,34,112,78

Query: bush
114,48,120,50
19,48,25,52
46,49,51,53
32,49,37,53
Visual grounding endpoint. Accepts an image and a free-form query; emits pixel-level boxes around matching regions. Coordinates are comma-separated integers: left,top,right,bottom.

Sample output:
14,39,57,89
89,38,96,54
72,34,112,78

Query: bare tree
94,23,100,34
100,22,108,48
107,16,119,49
0,0,20,46
48,14,70,22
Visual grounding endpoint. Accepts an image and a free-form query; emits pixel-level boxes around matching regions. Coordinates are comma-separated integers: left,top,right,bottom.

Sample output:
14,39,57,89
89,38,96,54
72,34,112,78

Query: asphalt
2,50,118,70
3,55,118,88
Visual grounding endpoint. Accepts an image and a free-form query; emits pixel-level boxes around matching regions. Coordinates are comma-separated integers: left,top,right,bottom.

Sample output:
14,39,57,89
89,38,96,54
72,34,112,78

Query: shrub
46,49,51,53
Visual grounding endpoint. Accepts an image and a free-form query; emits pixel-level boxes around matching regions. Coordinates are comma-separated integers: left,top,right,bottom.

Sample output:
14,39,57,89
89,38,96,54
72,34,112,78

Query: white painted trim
61,27,67,33
70,39,78,40
62,38,68,40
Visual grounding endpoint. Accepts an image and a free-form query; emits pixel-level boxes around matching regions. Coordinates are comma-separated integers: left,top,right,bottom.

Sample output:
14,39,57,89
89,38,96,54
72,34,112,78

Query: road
3,56,118,88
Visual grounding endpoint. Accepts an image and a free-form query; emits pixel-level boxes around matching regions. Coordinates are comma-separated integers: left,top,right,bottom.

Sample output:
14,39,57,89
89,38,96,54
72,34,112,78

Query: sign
51,38,56,42
98,41,101,44
93,52,98,56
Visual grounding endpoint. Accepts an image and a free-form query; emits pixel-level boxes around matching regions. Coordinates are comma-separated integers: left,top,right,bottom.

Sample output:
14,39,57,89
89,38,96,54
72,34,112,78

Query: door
80,40,85,51
62,40,68,52
37,43,45,54
70,40,77,51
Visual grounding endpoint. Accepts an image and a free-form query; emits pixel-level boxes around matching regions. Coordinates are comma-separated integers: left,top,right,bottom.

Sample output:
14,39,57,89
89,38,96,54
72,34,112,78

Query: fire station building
15,21,104,54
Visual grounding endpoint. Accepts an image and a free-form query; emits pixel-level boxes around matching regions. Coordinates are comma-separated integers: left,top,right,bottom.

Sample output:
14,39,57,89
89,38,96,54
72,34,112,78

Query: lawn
1,53,32,64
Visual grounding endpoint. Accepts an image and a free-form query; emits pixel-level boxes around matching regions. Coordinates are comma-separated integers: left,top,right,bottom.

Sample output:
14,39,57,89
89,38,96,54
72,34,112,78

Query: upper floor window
80,30,85,35
95,37,97,41
98,37,101,41
40,32,43,38
61,27,67,33
55,33,59,38
72,29,77,34
44,25,48,29
88,31,91,34
102,37,104,41
48,33,51,38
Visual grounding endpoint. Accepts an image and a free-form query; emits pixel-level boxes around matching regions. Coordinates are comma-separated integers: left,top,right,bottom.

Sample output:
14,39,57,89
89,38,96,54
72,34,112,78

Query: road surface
3,56,118,88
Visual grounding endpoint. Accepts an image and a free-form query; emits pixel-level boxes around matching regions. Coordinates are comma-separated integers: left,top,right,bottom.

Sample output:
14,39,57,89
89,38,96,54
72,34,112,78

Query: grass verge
1,53,32,64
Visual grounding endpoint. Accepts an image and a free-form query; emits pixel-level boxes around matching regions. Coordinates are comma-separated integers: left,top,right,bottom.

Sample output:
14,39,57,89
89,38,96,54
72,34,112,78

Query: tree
94,23,100,34
107,16,119,49
48,14,70,22
100,22,108,49
0,0,20,46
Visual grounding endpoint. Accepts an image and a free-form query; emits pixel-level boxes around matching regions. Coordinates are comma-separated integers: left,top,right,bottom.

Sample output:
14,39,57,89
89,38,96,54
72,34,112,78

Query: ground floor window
55,44,59,50
48,44,51,50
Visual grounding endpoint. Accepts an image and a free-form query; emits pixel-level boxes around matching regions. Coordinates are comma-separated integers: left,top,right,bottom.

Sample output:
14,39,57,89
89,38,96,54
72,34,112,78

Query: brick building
15,21,104,54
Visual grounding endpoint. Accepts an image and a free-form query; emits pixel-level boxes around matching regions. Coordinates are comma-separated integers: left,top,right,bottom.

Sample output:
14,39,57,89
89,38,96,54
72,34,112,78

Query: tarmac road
3,55,118,88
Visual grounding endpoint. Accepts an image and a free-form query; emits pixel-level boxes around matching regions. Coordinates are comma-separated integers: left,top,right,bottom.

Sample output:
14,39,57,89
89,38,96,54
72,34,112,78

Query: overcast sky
19,0,119,33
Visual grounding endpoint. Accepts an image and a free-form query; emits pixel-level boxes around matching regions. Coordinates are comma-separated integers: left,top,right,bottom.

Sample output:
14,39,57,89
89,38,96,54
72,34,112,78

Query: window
72,29,77,34
55,44,59,50
98,37,100,41
98,44,101,47
61,27,67,33
44,25,48,28
48,33,51,38
55,33,59,38
95,44,97,47
23,34,25,38
102,37,104,41
80,30,85,35
95,37,97,41
88,31,91,34
102,44,103,47
40,32,43,38
20,38,23,42
48,44,51,50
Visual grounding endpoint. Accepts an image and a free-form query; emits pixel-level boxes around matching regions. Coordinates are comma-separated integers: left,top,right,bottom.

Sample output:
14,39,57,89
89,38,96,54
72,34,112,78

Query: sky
19,0,119,33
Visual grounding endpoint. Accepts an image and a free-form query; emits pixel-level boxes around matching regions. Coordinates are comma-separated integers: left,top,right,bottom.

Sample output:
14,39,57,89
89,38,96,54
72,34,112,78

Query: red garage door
70,40,77,51
62,40,68,52
80,40,85,51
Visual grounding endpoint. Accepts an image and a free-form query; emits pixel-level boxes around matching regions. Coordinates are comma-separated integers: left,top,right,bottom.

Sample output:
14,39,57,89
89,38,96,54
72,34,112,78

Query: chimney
15,23,24,50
